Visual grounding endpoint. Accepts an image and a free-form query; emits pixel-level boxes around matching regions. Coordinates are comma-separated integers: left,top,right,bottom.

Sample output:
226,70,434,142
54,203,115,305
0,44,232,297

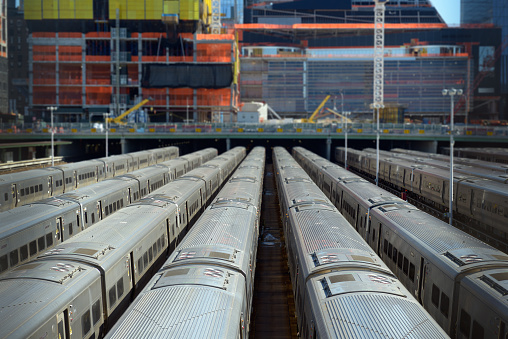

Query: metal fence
1,122,507,137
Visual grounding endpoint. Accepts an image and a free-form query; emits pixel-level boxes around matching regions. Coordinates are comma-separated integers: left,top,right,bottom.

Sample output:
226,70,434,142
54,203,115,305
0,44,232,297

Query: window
392,247,398,264
39,184,42,191
30,186,34,194
148,248,153,262
117,278,124,298
81,311,91,337
472,321,484,339
25,188,29,195
4,193,7,201
403,257,409,275
0,255,7,272
143,252,148,267
153,243,157,256
137,258,143,272
460,309,471,336
35,185,39,193
20,245,28,261
398,253,403,269
29,240,37,256
20,189,24,197
157,238,161,252
432,284,440,307
46,233,53,247
105,206,109,216
409,263,415,282
440,292,449,318
10,249,19,266
91,213,95,224
69,223,73,235
38,236,45,251
92,300,101,325
109,286,117,307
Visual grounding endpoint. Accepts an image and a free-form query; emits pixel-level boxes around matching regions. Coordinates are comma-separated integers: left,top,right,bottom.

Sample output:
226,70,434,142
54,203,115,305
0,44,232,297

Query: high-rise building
239,0,503,122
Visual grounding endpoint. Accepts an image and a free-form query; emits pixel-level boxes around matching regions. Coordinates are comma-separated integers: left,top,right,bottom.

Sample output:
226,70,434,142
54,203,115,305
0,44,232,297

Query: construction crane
301,95,332,123
107,98,151,125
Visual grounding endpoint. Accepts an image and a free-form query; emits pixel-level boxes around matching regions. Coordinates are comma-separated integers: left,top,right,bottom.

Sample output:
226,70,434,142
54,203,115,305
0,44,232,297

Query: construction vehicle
107,98,151,125
300,95,331,123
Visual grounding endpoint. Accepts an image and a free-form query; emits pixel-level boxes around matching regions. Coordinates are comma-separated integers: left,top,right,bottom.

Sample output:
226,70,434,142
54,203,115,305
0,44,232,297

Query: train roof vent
163,268,190,278
208,251,231,260
230,176,256,183
13,263,42,271
329,274,355,284
378,205,400,213
351,255,375,263
73,248,98,256
444,252,483,266
479,275,508,296
285,177,311,183
203,268,224,278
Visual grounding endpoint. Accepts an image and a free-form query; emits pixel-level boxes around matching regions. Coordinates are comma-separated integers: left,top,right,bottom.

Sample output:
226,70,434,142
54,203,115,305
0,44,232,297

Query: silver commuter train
336,147,508,250
274,147,448,339
0,147,246,339
0,146,179,212
0,148,218,275
106,147,265,339
296,146,508,338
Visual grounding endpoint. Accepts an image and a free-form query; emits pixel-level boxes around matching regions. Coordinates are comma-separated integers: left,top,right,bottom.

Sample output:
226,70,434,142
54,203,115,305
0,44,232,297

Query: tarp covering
142,63,233,89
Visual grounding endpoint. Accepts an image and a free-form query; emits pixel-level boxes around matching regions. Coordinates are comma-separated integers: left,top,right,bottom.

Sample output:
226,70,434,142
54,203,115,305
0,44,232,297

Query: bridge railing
1,122,507,137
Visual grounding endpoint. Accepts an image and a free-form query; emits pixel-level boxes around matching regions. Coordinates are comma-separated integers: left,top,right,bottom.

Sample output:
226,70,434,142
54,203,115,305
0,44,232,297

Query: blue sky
431,0,461,25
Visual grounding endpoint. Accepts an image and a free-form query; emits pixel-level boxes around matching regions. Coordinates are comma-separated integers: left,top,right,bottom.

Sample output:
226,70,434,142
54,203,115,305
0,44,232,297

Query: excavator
106,98,151,125
300,95,331,123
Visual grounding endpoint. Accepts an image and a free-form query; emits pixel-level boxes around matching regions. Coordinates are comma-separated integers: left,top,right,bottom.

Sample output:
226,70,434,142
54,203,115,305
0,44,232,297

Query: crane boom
302,95,331,123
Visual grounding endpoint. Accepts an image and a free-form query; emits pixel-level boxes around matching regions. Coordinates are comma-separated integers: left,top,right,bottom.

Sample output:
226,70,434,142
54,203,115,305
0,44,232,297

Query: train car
450,147,508,164
274,147,448,339
297,146,508,338
0,147,244,339
336,147,508,250
0,146,179,212
106,147,265,339
391,148,508,173
0,148,217,275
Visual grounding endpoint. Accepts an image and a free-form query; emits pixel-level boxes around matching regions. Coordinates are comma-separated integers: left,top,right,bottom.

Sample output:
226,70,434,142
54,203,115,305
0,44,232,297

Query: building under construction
18,0,507,123
24,0,239,123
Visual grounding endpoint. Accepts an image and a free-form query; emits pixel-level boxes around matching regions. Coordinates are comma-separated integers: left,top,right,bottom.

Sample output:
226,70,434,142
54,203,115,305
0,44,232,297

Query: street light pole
104,112,110,158
344,111,350,169
442,88,462,225
47,106,57,166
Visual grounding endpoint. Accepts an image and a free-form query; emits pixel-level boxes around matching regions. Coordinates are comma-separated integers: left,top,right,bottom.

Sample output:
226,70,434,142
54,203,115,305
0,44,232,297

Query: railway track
250,163,298,339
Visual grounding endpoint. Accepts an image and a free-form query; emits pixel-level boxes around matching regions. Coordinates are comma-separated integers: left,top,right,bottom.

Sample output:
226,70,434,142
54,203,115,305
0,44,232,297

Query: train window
137,258,143,273
109,204,113,213
0,255,7,272
105,206,109,216
143,252,148,267
92,213,95,224
29,241,37,256
409,263,415,282
398,253,403,269
388,243,392,260
30,186,34,194
459,309,471,336
392,247,398,264
38,236,45,251
117,278,124,299
157,238,161,252
56,181,59,188
35,185,38,193
25,188,29,195
403,257,409,275
472,321,484,339
109,286,117,307
20,245,28,262
81,310,91,337
383,240,388,255
120,199,124,208
440,292,449,318
148,248,153,262
39,184,42,191
160,235,165,247
58,319,64,339
431,284,440,308
4,193,7,201
85,212,88,224
46,233,53,247
116,201,120,210
20,189,24,197
92,300,101,325
77,215,80,228
10,250,19,266
152,243,157,256
69,223,73,235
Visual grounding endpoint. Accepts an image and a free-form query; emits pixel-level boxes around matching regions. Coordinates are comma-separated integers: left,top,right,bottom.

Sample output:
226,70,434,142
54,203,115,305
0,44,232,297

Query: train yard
1,145,508,338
